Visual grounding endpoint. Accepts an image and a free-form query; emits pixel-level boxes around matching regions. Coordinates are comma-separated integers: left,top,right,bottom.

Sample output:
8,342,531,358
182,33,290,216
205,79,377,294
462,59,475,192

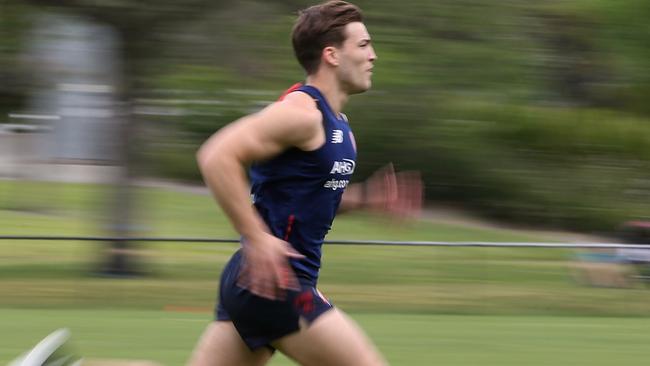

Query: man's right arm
196,95,322,299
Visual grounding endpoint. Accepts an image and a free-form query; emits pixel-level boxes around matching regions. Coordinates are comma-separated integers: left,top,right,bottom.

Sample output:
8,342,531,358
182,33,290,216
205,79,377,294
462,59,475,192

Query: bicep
216,115,287,163
198,102,319,166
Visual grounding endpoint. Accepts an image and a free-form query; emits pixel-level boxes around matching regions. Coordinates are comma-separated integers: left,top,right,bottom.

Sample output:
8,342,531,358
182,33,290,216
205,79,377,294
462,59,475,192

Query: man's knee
274,309,388,366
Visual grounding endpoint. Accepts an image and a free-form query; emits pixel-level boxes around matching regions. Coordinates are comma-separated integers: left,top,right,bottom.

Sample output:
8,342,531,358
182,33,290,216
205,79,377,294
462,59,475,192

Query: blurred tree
0,2,31,119
4,0,650,236
15,0,238,276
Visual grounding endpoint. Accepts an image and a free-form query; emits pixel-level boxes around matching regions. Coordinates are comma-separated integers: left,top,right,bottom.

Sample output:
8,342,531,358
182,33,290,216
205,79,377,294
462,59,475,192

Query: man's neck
305,73,349,116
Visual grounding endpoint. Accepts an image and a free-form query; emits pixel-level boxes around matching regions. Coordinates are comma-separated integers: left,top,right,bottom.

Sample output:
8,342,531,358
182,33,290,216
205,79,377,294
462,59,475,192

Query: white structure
3,12,123,183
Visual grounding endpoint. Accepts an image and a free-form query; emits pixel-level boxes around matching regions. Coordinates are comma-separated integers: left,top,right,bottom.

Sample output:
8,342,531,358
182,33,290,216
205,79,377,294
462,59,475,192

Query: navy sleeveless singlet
249,84,357,285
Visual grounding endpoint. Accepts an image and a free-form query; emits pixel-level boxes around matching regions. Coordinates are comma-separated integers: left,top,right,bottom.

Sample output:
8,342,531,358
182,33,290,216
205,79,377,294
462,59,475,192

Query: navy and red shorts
215,249,333,350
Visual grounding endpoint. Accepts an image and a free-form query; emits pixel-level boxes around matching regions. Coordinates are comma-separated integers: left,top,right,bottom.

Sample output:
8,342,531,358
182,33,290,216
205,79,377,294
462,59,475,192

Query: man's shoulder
252,91,323,149
276,91,322,125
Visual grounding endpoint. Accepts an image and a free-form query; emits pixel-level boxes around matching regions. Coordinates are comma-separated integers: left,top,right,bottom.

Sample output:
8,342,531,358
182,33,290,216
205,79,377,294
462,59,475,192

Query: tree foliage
3,0,649,232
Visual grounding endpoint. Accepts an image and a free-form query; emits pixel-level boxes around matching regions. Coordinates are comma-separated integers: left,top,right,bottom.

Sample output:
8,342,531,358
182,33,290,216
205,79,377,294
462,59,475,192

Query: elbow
197,140,238,175
196,143,219,173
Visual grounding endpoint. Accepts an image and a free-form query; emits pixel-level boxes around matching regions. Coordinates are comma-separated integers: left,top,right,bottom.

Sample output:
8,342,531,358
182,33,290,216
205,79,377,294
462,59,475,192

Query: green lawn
3,309,650,366
2,181,650,365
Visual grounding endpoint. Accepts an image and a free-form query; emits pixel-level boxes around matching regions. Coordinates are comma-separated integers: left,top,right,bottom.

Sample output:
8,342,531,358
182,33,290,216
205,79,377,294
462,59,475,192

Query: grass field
4,309,650,365
2,180,650,364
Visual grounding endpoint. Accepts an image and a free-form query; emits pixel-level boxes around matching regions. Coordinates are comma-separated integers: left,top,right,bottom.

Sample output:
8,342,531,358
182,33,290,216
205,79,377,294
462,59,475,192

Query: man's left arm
339,163,423,218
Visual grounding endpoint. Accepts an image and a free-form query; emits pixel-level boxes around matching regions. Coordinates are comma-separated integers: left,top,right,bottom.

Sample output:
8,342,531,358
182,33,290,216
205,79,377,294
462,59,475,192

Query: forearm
339,182,366,213
198,152,267,241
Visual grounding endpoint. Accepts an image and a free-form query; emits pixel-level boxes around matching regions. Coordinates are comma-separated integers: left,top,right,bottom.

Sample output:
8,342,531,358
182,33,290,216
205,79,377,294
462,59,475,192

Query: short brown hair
292,1,363,75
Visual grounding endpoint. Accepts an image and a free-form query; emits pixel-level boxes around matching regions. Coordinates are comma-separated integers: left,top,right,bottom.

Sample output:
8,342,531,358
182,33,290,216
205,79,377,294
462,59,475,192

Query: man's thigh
187,321,273,366
271,309,388,366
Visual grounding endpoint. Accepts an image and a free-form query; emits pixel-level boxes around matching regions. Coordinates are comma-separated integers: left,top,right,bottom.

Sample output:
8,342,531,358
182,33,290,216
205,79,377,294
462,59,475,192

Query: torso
249,84,357,285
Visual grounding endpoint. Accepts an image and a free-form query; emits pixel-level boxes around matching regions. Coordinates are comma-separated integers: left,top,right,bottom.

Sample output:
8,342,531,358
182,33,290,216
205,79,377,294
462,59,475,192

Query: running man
189,1,422,365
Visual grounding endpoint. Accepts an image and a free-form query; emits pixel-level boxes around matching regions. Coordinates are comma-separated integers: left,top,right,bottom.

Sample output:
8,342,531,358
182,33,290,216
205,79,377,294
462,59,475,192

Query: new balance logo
329,159,355,175
331,130,344,144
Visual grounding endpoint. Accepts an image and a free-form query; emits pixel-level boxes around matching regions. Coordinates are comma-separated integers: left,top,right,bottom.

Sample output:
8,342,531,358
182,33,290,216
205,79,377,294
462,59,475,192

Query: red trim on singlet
278,82,304,101
283,214,296,241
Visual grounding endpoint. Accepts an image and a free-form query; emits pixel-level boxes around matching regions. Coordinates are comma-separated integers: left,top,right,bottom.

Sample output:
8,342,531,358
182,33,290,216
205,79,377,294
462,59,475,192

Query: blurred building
2,12,123,183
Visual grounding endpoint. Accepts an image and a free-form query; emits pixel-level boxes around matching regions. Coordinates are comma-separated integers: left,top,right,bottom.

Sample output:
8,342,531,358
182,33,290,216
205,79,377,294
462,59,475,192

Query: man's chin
342,78,372,95
349,83,372,95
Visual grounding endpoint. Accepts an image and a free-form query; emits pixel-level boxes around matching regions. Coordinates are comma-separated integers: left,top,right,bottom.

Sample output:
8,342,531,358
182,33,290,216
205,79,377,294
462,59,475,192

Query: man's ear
322,46,339,67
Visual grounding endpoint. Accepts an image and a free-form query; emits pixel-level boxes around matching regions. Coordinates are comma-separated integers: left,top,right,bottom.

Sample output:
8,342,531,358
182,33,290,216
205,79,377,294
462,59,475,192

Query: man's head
292,1,377,93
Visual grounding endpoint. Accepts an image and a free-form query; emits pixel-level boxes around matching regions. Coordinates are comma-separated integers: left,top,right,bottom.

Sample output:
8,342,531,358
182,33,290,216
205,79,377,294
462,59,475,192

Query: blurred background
2,0,650,365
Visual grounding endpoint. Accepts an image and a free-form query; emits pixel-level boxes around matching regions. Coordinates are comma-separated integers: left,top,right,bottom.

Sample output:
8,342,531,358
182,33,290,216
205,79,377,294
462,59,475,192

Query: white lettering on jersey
329,159,355,175
323,179,350,190
331,129,344,144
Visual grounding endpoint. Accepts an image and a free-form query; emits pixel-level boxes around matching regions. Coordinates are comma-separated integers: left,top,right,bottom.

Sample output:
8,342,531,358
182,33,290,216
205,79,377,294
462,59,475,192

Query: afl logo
329,159,355,175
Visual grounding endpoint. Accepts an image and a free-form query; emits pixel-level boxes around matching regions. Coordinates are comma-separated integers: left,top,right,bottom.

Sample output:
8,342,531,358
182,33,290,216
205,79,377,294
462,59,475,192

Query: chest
313,120,357,179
